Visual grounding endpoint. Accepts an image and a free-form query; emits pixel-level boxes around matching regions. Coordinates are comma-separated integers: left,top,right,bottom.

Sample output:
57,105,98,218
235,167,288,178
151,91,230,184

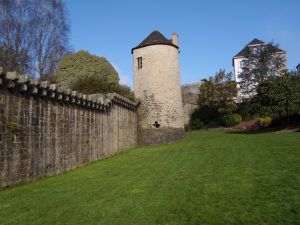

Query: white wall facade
233,57,245,83
233,57,247,100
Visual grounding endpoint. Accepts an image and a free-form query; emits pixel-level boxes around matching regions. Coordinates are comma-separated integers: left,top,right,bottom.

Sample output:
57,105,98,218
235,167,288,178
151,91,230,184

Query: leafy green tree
191,70,238,128
71,76,134,101
252,71,300,125
56,50,119,90
114,84,135,101
57,50,134,100
199,69,238,115
238,42,286,97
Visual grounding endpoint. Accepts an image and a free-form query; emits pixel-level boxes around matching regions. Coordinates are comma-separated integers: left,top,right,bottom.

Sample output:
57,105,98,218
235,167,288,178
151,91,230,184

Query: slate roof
131,30,178,53
247,38,265,46
234,38,286,58
234,46,250,58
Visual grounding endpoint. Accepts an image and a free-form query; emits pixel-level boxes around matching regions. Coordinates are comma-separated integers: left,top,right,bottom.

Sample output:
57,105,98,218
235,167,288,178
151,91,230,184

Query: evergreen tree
252,71,300,125
56,50,119,90
56,50,134,100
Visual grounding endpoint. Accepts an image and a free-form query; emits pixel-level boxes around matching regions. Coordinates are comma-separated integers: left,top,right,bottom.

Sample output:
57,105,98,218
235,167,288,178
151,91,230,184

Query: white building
296,63,300,74
232,38,286,99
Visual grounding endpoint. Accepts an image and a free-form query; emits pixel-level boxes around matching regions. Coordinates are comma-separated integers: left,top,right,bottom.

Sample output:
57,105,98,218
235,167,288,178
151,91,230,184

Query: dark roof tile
234,38,285,58
248,38,265,46
131,30,178,53
234,46,249,58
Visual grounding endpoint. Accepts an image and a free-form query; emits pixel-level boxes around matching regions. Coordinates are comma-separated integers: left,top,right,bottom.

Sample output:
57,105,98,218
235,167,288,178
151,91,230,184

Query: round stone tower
132,30,185,146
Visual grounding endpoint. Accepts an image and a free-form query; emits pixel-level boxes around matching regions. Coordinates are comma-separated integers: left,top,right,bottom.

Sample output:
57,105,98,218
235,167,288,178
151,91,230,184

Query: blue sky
65,0,300,87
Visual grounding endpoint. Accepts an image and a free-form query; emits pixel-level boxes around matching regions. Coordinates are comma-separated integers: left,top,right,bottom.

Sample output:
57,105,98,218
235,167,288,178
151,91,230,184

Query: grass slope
0,130,300,225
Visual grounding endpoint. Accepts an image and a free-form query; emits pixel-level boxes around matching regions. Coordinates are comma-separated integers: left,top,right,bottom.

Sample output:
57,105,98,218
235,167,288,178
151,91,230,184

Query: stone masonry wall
182,94,198,126
133,45,184,129
0,70,137,188
181,83,200,126
133,45,185,146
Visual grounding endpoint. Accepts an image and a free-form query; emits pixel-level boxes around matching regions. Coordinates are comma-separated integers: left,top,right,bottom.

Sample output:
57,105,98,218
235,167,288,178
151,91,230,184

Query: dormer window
251,47,258,54
137,57,142,69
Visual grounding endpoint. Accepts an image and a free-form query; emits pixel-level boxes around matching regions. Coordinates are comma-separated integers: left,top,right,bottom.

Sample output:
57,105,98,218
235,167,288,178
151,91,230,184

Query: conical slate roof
131,30,178,53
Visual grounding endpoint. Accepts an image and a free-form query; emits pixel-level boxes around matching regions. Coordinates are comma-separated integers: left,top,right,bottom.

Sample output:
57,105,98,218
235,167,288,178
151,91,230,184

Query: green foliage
6,121,17,133
199,70,238,115
113,84,135,101
56,50,134,100
258,116,272,128
56,50,119,90
237,101,253,121
189,118,204,130
238,42,286,97
224,114,242,127
191,105,222,129
71,75,134,101
250,71,300,125
191,69,238,128
71,76,116,94
1,131,300,224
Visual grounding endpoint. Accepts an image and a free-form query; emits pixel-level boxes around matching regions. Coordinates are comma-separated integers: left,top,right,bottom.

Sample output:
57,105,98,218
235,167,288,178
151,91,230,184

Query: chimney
171,32,178,46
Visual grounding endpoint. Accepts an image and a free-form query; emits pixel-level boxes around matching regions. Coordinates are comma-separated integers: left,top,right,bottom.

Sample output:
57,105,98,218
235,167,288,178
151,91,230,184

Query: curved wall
133,45,185,146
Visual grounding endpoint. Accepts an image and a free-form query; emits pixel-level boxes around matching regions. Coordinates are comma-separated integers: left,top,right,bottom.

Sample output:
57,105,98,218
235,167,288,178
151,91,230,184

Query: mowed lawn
0,131,300,225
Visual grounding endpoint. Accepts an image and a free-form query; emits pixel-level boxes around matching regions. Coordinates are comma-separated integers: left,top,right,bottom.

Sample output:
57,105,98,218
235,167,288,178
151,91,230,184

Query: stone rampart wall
0,69,137,188
182,93,199,126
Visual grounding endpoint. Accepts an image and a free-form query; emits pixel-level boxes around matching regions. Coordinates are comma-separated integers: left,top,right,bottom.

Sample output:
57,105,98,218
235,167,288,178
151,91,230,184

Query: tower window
137,57,142,69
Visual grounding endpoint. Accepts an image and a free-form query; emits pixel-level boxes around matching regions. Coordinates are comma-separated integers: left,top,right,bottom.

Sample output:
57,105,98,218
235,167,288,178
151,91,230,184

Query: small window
137,57,142,69
251,47,260,54
240,61,244,69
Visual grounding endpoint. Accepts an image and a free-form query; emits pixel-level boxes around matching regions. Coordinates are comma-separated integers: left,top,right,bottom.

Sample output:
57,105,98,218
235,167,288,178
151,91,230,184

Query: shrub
258,116,272,128
224,114,242,127
190,119,204,130
56,50,119,90
237,101,253,121
191,106,223,128
71,76,134,101
270,113,300,128
241,112,252,121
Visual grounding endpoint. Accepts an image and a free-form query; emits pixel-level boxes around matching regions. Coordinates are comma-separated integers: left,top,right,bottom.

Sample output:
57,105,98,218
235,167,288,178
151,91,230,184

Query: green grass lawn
0,130,300,225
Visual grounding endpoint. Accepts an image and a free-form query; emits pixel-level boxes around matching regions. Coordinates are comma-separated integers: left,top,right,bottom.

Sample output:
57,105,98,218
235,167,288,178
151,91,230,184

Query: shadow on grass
226,127,300,135
226,128,281,135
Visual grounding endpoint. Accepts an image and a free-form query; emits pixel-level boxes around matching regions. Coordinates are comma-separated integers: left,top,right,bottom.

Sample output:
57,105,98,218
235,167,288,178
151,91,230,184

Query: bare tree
0,0,71,77
29,0,71,78
0,0,32,73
